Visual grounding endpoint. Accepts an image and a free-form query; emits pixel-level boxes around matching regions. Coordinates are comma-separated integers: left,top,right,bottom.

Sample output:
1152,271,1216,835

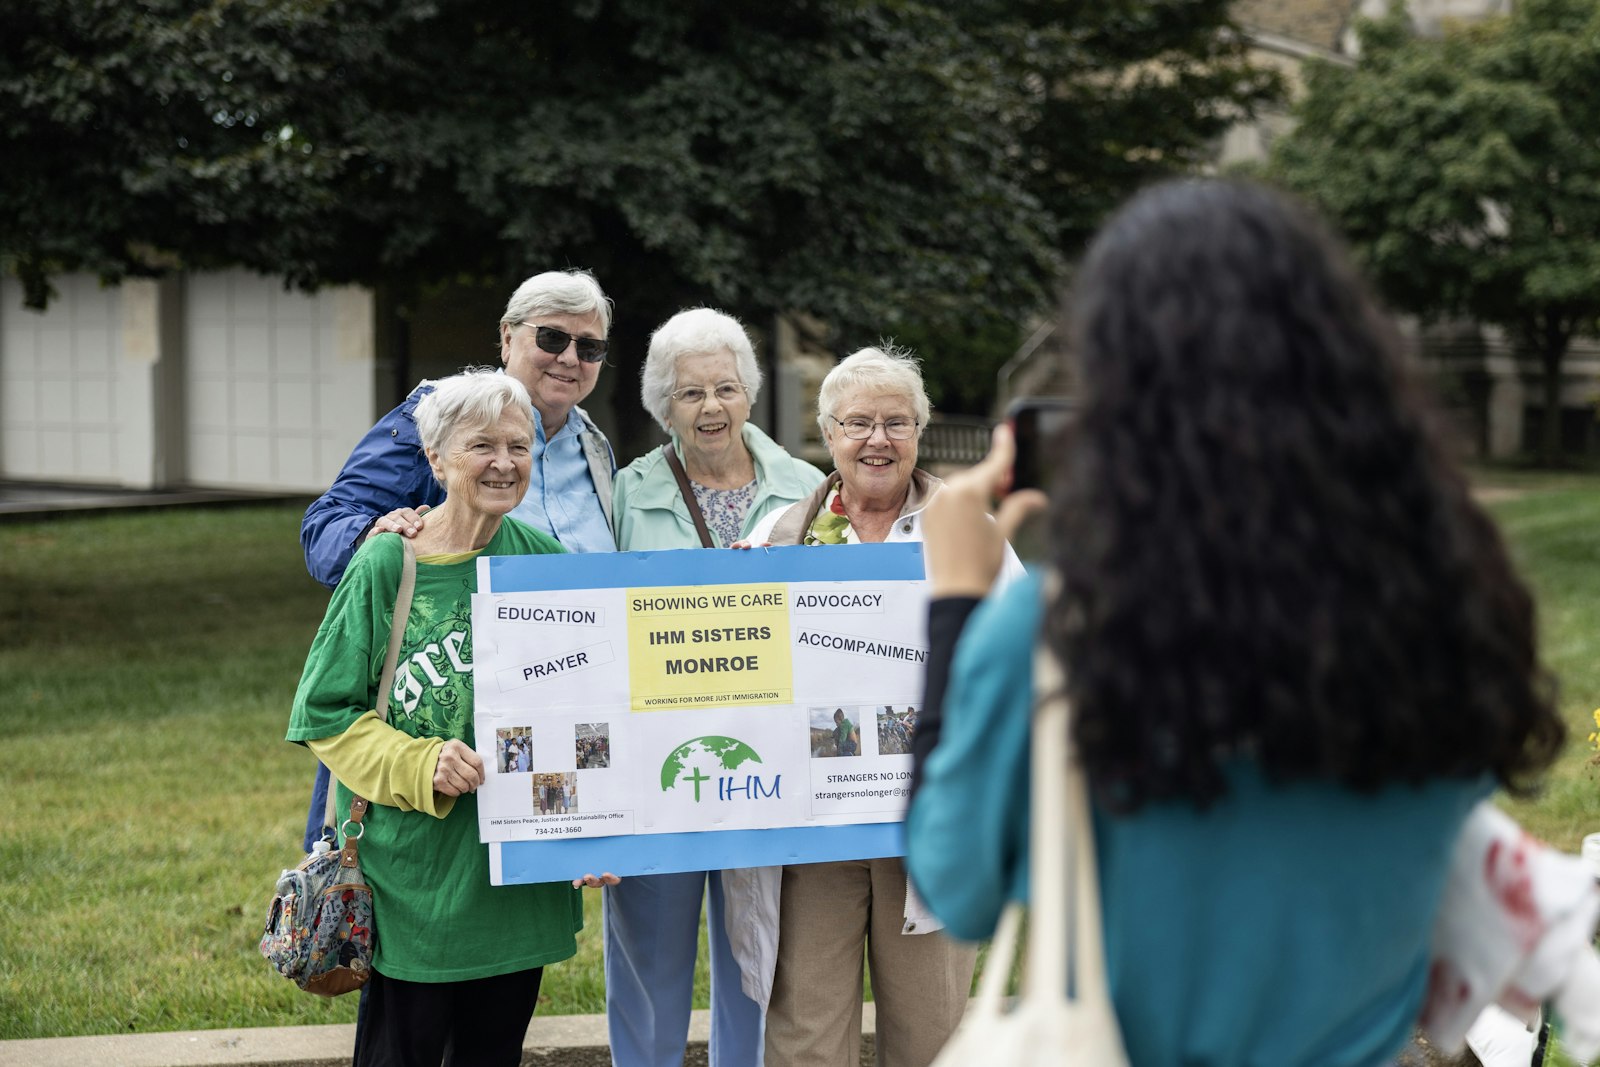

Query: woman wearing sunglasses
302,268,618,591
606,307,824,1067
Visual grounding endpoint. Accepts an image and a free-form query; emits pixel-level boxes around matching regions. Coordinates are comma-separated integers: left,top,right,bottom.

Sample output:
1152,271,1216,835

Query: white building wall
0,275,126,484
1,270,376,492
182,271,373,493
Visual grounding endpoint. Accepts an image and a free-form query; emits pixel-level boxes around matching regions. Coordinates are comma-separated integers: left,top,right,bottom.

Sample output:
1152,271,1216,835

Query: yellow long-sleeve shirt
306,710,456,818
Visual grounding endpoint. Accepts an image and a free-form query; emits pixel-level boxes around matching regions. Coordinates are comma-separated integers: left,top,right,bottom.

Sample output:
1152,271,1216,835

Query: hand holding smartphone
1006,397,1073,494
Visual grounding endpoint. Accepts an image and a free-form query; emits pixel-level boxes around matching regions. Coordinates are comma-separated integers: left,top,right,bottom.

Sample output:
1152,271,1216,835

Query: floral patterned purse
259,539,415,996
258,814,376,995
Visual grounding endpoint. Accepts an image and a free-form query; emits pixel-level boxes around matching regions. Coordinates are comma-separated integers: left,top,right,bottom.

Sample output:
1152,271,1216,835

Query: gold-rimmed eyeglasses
828,415,918,440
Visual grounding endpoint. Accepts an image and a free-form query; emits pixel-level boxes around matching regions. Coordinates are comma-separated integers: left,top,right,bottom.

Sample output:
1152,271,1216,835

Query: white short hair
414,368,535,468
640,308,763,431
816,344,930,440
499,269,613,342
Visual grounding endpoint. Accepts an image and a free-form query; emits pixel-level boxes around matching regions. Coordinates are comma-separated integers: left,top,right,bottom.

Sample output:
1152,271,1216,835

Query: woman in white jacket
743,344,1021,1067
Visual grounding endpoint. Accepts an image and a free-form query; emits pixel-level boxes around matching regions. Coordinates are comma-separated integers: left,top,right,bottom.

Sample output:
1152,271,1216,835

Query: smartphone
1006,397,1073,493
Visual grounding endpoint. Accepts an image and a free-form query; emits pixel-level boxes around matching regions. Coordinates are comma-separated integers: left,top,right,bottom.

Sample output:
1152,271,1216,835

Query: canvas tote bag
929,637,1131,1066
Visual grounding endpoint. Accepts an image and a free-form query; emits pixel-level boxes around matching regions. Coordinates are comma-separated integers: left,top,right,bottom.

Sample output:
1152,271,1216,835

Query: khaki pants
764,857,976,1067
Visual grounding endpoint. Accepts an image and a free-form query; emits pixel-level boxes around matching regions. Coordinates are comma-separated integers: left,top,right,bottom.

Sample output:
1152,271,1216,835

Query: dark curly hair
1048,178,1563,812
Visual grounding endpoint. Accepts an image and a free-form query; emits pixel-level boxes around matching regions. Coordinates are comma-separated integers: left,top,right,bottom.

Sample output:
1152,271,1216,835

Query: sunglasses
515,321,609,363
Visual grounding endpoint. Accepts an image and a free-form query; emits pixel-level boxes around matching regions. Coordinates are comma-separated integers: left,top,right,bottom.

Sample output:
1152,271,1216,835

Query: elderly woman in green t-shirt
287,367,615,1067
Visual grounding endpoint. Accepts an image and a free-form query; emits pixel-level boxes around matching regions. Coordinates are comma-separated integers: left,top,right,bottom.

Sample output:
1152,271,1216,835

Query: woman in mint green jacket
605,307,823,1067
612,315,822,552
613,419,822,550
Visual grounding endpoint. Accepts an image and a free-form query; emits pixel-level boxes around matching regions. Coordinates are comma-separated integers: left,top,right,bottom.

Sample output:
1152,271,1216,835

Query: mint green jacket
611,422,825,552
608,420,824,1008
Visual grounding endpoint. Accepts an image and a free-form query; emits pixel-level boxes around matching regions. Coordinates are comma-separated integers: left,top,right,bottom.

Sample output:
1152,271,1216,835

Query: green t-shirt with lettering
288,522,583,982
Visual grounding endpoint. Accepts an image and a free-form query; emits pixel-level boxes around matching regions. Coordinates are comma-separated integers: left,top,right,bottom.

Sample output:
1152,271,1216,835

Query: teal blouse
906,574,1487,1067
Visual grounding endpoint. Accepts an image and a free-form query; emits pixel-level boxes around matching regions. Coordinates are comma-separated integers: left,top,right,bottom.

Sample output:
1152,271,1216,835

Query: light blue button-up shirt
509,407,616,554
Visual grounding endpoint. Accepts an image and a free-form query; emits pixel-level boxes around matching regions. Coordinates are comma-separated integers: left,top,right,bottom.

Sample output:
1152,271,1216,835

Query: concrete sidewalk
0,480,306,521
0,1007,881,1067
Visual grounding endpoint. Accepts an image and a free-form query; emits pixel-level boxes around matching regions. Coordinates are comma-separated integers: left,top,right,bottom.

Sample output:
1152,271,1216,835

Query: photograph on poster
810,705,862,758
532,772,579,815
495,726,533,773
876,705,917,755
575,722,610,769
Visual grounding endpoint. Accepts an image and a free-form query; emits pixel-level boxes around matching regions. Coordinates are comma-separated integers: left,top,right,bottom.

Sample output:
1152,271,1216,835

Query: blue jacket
907,574,1486,1067
301,382,616,589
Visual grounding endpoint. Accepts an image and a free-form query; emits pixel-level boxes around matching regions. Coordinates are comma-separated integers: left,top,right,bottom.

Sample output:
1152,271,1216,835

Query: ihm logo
660,735,781,803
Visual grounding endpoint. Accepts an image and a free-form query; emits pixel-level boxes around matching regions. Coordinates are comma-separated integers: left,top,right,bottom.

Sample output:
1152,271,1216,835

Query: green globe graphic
660,735,764,798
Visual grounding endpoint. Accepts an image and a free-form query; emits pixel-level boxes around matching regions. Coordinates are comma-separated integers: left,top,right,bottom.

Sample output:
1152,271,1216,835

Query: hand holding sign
434,739,485,796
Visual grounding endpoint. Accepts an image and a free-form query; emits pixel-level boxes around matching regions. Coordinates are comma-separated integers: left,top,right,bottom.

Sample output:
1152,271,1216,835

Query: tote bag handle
931,626,1130,1066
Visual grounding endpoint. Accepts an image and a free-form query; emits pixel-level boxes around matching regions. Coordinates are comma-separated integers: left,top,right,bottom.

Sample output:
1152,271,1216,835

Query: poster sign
471,543,929,884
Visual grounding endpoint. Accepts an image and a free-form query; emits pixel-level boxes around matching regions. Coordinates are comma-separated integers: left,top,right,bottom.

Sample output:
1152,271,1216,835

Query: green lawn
1482,480,1600,848
0,505,686,1039
2,480,1599,1039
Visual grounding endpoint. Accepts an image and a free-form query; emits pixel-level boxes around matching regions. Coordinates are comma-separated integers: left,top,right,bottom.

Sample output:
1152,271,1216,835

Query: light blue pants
603,870,764,1067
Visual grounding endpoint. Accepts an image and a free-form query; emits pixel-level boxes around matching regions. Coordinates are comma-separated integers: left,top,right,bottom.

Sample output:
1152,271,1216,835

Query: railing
920,415,998,467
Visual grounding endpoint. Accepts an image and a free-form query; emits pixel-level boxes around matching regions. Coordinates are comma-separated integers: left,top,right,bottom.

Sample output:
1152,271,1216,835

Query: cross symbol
686,767,710,802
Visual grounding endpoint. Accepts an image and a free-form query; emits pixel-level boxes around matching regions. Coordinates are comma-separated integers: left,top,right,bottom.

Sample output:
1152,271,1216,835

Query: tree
0,0,413,304
1270,0,1600,463
1,0,1276,450
897,0,1281,414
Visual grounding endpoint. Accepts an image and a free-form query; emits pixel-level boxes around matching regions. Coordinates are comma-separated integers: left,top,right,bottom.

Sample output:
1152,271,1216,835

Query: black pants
355,967,545,1067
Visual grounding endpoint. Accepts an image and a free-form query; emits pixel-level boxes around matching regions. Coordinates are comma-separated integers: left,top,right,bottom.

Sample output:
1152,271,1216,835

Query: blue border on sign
499,823,906,882
482,541,925,592
480,541,927,882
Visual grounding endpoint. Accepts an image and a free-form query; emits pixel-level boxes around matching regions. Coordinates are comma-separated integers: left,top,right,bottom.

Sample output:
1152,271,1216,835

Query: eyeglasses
671,382,746,405
828,415,918,440
515,322,609,363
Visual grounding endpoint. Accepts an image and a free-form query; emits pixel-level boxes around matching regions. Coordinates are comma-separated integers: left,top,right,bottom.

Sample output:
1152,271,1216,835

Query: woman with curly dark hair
905,178,1565,1067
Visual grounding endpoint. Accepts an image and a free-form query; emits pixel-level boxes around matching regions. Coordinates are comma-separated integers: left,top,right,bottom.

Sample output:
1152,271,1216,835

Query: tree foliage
1270,0,1600,461
1,0,1275,428
901,0,1282,411
0,0,404,300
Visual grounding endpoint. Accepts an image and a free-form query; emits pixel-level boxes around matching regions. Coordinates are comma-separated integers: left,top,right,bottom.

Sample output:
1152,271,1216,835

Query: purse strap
374,537,418,729
323,537,417,849
662,444,716,548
